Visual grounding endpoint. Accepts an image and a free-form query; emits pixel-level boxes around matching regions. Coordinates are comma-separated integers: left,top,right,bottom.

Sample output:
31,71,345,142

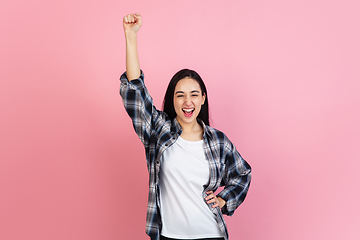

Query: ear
201,93,206,105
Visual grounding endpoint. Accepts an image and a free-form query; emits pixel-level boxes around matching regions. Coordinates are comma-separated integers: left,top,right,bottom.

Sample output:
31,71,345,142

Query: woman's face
173,77,205,126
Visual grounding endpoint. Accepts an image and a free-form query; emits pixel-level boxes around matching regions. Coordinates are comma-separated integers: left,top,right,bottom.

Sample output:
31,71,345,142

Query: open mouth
182,108,195,117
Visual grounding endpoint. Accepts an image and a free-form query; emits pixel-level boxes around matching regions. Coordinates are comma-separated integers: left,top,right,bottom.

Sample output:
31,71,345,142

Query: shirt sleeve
217,137,252,216
119,70,166,148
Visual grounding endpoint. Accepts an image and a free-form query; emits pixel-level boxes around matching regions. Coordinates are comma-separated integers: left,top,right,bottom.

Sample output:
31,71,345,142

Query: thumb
134,13,142,23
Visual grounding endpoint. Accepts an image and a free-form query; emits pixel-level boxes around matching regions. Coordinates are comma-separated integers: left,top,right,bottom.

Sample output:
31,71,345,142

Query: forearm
123,13,142,81
125,32,140,81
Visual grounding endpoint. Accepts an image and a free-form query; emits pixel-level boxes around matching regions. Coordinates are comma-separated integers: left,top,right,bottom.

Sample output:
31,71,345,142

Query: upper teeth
183,109,194,112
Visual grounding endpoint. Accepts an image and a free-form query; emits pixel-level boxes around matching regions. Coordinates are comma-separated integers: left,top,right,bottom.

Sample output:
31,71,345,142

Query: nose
184,96,192,106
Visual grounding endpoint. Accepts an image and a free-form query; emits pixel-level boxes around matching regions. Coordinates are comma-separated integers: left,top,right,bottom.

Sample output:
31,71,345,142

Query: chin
178,116,197,125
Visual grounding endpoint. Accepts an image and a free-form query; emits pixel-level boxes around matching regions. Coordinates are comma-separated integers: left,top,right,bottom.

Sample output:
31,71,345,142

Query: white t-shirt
159,136,223,239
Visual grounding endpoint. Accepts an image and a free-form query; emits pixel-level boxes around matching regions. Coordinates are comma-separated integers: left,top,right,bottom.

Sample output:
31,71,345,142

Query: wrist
125,30,137,40
217,197,226,209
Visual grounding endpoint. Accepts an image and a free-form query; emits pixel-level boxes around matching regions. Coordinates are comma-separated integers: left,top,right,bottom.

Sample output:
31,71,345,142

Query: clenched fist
123,13,142,34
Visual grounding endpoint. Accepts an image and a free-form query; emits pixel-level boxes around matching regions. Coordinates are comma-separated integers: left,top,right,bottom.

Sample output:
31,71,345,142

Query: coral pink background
1,0,359,239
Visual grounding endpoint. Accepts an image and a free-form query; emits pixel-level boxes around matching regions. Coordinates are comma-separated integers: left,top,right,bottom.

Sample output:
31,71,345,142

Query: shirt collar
171,118,183,135
197,119,212,140
171,118,212,140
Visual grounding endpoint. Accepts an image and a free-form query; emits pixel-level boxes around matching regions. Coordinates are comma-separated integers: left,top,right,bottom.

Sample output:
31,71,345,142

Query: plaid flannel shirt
120,71,251,240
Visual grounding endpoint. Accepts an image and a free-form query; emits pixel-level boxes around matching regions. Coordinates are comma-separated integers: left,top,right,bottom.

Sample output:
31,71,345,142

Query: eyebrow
175,90,200,94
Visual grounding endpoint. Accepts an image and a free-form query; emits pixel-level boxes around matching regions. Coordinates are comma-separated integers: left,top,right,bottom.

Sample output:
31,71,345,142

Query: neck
176,117,203,134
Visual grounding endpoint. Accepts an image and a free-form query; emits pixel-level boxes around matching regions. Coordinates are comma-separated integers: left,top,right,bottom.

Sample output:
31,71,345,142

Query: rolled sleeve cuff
120,70,145,89
217,191,235,216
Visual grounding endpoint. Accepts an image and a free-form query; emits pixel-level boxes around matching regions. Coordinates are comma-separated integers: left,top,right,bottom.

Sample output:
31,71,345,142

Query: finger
134,14,142,25
205,191,214,199
206,198,219,208
126,14,132,23
205,194,214,200
206,197,217,203
206,193,217,201
124,16,128,23
131,14,136,23
134,13,141,20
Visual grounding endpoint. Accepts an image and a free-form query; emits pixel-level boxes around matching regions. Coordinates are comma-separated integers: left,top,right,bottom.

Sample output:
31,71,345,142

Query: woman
120,13,251,240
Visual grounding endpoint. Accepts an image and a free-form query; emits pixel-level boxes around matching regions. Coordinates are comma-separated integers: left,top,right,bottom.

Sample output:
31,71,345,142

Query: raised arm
123,13,142,81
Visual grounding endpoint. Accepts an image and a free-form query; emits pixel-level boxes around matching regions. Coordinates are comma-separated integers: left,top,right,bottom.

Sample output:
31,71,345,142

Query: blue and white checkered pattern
120,71,251,240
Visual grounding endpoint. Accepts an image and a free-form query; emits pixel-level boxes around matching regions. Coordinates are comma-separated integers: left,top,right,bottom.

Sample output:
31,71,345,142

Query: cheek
173,99,178,107
196,99,204,107
173,99,181,110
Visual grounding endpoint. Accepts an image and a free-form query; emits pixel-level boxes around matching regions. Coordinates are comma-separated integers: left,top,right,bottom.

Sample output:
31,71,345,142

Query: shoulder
204,125,232,145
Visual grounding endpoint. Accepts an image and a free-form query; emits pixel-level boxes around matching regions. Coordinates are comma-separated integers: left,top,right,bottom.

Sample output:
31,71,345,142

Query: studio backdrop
1,0,359,239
